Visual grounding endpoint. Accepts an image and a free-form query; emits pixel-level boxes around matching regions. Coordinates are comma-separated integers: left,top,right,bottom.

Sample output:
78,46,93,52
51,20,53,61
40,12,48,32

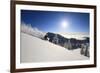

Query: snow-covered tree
52,34,59,44
68,39,72,50
81,44,85,55
84,43,90,57
64,42,68,49
80,43,90,57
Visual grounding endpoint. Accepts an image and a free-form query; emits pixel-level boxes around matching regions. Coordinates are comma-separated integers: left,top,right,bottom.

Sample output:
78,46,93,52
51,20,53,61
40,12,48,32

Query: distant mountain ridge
44,32,89,50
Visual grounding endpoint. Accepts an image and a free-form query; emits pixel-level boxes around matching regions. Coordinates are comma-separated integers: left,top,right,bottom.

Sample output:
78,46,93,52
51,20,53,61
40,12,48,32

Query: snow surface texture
20,32,89,63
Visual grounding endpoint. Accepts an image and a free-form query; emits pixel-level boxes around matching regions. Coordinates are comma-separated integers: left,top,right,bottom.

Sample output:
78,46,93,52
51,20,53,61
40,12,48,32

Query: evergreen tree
64,42,68,49
52,34,59,44
68,39,72,50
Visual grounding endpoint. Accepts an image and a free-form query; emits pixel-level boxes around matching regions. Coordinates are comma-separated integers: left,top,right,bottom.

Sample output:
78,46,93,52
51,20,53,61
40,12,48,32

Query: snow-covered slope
20,32,89,63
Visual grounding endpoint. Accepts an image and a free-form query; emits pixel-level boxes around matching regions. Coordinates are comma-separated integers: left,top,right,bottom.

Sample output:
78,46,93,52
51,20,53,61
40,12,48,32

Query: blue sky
21,10,89,33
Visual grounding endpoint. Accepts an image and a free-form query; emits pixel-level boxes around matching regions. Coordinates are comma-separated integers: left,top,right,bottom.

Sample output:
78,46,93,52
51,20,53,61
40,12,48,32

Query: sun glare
61,20,69,29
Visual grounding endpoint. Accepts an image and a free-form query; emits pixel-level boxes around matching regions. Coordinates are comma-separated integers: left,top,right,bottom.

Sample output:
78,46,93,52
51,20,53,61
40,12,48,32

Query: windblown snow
21,23,46,39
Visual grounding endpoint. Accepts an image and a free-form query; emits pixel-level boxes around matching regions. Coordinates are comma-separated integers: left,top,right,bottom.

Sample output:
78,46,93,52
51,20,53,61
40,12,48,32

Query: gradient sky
21,10,89,33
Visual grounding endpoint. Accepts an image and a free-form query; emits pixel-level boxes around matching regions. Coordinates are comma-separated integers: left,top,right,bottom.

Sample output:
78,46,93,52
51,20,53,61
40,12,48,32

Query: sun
61,20,69,29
